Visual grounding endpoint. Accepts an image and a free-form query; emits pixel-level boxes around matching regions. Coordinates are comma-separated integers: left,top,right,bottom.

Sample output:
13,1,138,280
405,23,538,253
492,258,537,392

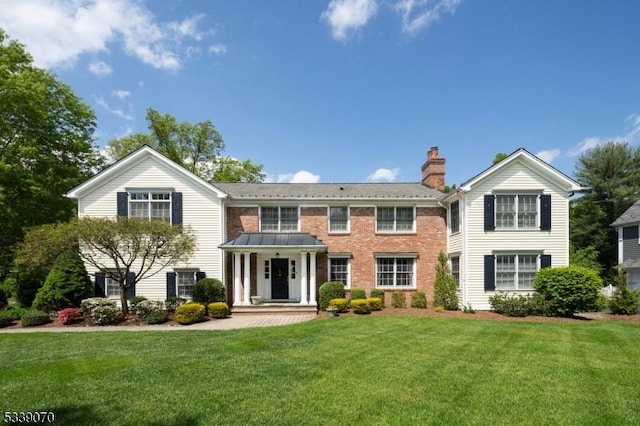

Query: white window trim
328,255,351,288
495,193,540,231
375,206,416,233
494,253,541,291
328,206,350,234
259,206,300,232
175,270,198,300
374,255,417,289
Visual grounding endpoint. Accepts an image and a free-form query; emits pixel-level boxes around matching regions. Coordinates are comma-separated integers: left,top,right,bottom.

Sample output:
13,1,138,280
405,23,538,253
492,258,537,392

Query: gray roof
213,182,445,201
220,232,327,249
611,200,640,227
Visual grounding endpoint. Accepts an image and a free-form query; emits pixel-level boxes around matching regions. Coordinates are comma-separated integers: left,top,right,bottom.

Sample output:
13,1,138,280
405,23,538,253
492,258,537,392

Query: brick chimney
421,146,446,191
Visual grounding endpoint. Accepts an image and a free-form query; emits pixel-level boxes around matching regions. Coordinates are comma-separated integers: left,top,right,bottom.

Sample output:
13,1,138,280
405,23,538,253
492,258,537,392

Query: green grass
1,317,639,425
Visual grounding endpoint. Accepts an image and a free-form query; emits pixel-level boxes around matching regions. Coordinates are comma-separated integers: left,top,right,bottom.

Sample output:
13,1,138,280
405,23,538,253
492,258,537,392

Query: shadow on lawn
53,404,202,426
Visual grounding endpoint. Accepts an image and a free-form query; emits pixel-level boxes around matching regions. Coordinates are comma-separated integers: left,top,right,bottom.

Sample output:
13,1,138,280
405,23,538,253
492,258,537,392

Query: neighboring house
67,145,580,311
442,149,582,310
612,200,640,291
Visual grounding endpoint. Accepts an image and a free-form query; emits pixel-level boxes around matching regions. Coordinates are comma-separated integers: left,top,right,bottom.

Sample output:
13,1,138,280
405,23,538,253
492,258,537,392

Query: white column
300,252,308,305
243,253,251,306
309,252,317,306
233,253,241,306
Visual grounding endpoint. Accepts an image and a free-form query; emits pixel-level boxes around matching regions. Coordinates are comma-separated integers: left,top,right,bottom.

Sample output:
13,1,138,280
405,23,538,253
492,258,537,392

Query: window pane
330,258,348,285
395,258,413,286
280,207,298,231
261,207,279,231
518,255,537,289
177,272,195,298
130,202,148,219
130,193,149,200
518,195,537,229
450,256,460,288
451,201,460,233
329,207,348,232
377,258,395,286
496,195,515,228
496,255,516,289
151,202,171,222
106,276,119,297
396,207,414,231
377,207,395,231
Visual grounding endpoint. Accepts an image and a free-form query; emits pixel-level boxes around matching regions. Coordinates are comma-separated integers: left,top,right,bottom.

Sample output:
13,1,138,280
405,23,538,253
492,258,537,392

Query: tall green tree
571,142,640,274
0,29,102,272
107,108,265,183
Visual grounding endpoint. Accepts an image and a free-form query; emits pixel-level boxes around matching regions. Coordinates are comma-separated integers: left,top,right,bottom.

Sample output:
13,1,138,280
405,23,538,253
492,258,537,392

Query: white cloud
321,0,378,41
209,43,227,55
276,170,321,183
568,113,640,157
535,148,560,164
394,0,461,35
95,96,134,120
0,0,213,70
88,60,112,76
367,168,400,182
112,89,131,99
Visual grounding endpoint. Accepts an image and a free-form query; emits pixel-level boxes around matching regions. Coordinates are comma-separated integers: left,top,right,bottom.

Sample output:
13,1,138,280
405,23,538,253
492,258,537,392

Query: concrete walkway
0,314,317,333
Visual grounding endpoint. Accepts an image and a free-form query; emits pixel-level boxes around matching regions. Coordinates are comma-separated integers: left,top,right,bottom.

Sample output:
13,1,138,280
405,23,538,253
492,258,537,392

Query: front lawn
1,316,639,425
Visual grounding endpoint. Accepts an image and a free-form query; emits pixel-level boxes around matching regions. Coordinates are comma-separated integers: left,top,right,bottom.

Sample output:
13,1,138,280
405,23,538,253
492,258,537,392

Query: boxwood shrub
319,281,345,311
207,302,229,319
328,298,348,312
366,297,383,311
21,310,51,327
145,310,168,324
0,311,16,328
351,299,370,314
391,291,406,308
370,289,385,307
349,288,366,301
192,278,226,304
411,292,427,309
174,302,206,325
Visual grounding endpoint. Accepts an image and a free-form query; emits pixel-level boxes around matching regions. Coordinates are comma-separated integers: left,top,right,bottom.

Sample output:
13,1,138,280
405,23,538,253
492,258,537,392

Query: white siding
77,155,224,301
459,161,571,310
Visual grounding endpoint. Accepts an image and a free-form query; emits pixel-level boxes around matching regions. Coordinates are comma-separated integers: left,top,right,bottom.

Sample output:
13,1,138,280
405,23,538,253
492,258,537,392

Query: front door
271,258,289,299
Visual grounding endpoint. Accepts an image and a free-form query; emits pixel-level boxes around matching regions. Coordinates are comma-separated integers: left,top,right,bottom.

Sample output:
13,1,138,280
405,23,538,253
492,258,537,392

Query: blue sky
1,0,639,186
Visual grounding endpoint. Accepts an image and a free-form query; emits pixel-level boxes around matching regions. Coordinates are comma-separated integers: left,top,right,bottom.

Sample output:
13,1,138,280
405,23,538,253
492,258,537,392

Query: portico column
233,253,241,306
243,253,251,306
300,252,308,305
309,252,317,306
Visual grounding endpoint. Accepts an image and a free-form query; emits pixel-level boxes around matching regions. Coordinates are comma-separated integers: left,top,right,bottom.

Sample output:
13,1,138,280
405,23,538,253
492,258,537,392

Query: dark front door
271,258,289,299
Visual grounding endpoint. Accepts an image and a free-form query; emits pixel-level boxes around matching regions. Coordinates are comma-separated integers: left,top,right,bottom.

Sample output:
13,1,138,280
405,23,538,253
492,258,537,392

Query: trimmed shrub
349,288,366,301
391,291,406,308
128,296,148,315
32,251,93,312
328,298,348,312
609,285,640,315
534,266,602,316
370,289,385,307
411,292,427,309
165,297,186,312
0,311,16,328
145,310,168,324
135,300,164,320
2,306,26,321
434,252,458,310
21,310,51,327
192,278,226,304
80,297,121,325
319,281,346,311
174,302,206,325
208,302,229,319
58,307,82,325
366,297,383,311
528,293,556,317
488,292,529,317
351,299,370,314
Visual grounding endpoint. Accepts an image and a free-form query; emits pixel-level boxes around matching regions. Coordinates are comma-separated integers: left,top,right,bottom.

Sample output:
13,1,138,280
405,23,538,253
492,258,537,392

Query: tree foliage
32,251,92,312
107,108,265,183
492,152,508,165
571,142,640,273
433,252,458,310
0,29,102,272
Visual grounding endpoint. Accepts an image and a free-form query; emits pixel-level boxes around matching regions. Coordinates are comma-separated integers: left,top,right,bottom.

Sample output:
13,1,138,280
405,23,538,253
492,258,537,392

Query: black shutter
540,194,551,230
484,195,495,231
540,254,552,269
125,272,136,298
95,272,106,297
484,255,495,291
117,192,128,217
167,272,177,298
171,192,183,225
195,271,206,282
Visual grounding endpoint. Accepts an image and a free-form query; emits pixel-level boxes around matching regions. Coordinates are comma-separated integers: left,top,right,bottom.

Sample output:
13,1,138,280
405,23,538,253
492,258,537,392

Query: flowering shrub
58,307,82,325
80,298,121,325
135,300,165,320
165,297,186,312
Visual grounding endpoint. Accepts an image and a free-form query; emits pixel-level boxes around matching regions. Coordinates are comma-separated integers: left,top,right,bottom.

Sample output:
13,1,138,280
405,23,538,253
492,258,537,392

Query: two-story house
66,145,580,311
612,200,640,291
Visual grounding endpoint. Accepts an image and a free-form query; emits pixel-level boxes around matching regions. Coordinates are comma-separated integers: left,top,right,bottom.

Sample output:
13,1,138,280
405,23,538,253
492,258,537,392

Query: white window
496,195,538,230
450,256,460,288
376,207,415,232
495,254,539,290
375,257,416,288
106,275,119,298
450,201,460,233
260,207,299,231
329,207,349,232
130,191,171,222
329,257,350,288
177,271,196,299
